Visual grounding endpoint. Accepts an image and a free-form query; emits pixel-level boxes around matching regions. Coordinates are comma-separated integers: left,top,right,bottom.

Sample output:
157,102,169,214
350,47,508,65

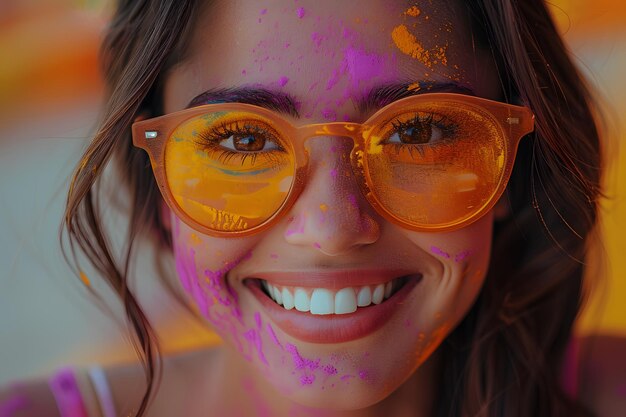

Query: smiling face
162,0,499,412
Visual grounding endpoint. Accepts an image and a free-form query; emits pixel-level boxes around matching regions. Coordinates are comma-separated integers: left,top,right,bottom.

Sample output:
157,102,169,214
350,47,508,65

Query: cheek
171,215,248,329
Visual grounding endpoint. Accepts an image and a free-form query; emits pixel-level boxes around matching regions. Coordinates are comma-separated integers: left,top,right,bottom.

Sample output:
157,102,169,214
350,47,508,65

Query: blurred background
0,0,625,384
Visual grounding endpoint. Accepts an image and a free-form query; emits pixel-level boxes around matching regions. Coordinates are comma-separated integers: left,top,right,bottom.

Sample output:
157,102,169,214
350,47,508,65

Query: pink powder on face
254,312,263,330
285,343,320,371
330,168,338,179
266,323,283,349
244,329,269,365
322,365,338,375
454,250,472,263
347,194,359,209
285,214,306,237
296,7,305,18
430,246,451,259
174,216,181,238
260,8,268,15
310,32,324,48
278,76,290,87
313,242,322,249
270,253,279,259
321,107,337,121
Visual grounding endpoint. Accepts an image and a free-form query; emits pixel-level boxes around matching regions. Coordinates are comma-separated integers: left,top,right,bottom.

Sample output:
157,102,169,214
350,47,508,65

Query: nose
283,137,381,255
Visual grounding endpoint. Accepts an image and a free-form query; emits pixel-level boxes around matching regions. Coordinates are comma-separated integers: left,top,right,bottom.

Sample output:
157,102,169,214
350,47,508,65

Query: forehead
163,0,499,117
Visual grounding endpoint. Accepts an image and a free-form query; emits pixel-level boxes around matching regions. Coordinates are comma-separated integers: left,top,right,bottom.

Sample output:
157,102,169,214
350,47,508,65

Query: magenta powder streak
266,323,283,349
322,364,338,375
300,374,315,385
296,7,305,18
454,250,471,262
259,8,268,15
254,312,263,330
278,76,289,87
244,329,269,365
0,394,29,417
430,246,451,259
285,343,320,371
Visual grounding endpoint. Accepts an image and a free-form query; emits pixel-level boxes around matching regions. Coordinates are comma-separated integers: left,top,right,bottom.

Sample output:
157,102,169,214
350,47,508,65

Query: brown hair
63,1,603,416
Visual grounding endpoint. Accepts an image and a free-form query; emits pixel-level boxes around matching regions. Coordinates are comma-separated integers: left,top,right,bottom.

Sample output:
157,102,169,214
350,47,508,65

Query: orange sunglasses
132,93,534,237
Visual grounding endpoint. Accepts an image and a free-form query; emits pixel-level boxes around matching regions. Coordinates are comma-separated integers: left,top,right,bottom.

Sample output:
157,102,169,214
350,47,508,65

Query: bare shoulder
106,346,225,417
579,333,626,417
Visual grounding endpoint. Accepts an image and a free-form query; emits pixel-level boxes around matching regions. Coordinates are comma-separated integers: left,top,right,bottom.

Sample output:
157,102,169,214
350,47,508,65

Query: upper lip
242,269,417,289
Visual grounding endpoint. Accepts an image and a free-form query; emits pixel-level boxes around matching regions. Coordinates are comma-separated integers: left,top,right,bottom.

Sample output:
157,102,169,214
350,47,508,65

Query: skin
162,0,500,415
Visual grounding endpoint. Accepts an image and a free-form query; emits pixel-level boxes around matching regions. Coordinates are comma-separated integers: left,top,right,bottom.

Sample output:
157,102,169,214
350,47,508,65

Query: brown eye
398,121,432,144
233,134,265,151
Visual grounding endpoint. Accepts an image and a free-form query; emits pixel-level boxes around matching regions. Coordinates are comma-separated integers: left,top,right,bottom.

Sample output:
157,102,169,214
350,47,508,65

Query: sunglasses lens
164,111,295,232
365,102,506,229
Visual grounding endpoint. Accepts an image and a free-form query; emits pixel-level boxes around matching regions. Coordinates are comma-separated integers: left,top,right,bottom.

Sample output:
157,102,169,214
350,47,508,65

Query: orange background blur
0,0,624,383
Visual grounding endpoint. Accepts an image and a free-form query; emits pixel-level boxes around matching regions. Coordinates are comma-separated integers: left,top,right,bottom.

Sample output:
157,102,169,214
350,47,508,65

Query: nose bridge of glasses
297,122,363,143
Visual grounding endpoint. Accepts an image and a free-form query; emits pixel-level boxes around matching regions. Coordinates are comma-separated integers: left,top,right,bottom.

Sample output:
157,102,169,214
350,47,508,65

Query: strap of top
87,366,117,417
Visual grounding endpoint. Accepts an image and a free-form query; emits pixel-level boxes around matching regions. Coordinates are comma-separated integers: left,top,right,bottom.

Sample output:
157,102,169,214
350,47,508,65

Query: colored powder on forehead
405,5,421,17
343,47,390,89
391,24,429,65
321,107,337,121
296,7,305,18
278,76,290,87
391,25,449,68
260,8,267,15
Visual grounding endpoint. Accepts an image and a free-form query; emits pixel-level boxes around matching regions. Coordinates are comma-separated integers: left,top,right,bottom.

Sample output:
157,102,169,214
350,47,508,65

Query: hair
63,1,604,416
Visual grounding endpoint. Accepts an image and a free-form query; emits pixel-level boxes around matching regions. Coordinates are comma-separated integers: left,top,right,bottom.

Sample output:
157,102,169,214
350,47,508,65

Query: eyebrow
186,81,475,118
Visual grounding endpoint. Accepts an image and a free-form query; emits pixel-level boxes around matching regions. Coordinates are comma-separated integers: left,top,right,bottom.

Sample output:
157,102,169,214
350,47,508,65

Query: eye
387,114,449,145
201,119,285,153
221,130,280,152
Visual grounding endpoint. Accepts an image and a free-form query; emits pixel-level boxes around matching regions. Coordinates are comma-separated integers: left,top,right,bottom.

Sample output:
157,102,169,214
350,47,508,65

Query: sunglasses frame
132,93,534,237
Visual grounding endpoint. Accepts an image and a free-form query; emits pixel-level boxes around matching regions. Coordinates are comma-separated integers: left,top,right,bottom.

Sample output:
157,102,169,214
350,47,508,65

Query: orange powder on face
391,24,448,69
404,6,421,17
392,24,430,67
407,82,421,91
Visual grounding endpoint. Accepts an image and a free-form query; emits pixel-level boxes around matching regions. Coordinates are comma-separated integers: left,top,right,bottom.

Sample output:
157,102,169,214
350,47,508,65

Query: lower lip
245,275,422,344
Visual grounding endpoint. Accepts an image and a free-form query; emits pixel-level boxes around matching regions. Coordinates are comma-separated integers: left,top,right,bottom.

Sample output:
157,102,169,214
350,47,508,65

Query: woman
2,1,625,416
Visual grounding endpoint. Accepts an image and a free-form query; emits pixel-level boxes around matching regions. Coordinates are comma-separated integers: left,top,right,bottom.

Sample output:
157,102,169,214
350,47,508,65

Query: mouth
255,276,408,315
243,273,422,344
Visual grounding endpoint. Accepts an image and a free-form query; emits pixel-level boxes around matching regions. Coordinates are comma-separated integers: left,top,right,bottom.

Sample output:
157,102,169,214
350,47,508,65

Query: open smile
243,272,423,344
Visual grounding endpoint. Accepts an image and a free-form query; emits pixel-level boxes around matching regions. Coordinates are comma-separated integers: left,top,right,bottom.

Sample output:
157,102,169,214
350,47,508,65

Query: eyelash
195,121,286,166
389,112,457,141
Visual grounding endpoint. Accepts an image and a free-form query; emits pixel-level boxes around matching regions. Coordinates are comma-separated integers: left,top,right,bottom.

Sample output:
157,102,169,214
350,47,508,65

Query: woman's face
163,0,500,411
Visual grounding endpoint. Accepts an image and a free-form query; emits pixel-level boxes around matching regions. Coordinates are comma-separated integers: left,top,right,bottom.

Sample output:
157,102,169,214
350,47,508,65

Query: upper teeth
261,279,399,315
